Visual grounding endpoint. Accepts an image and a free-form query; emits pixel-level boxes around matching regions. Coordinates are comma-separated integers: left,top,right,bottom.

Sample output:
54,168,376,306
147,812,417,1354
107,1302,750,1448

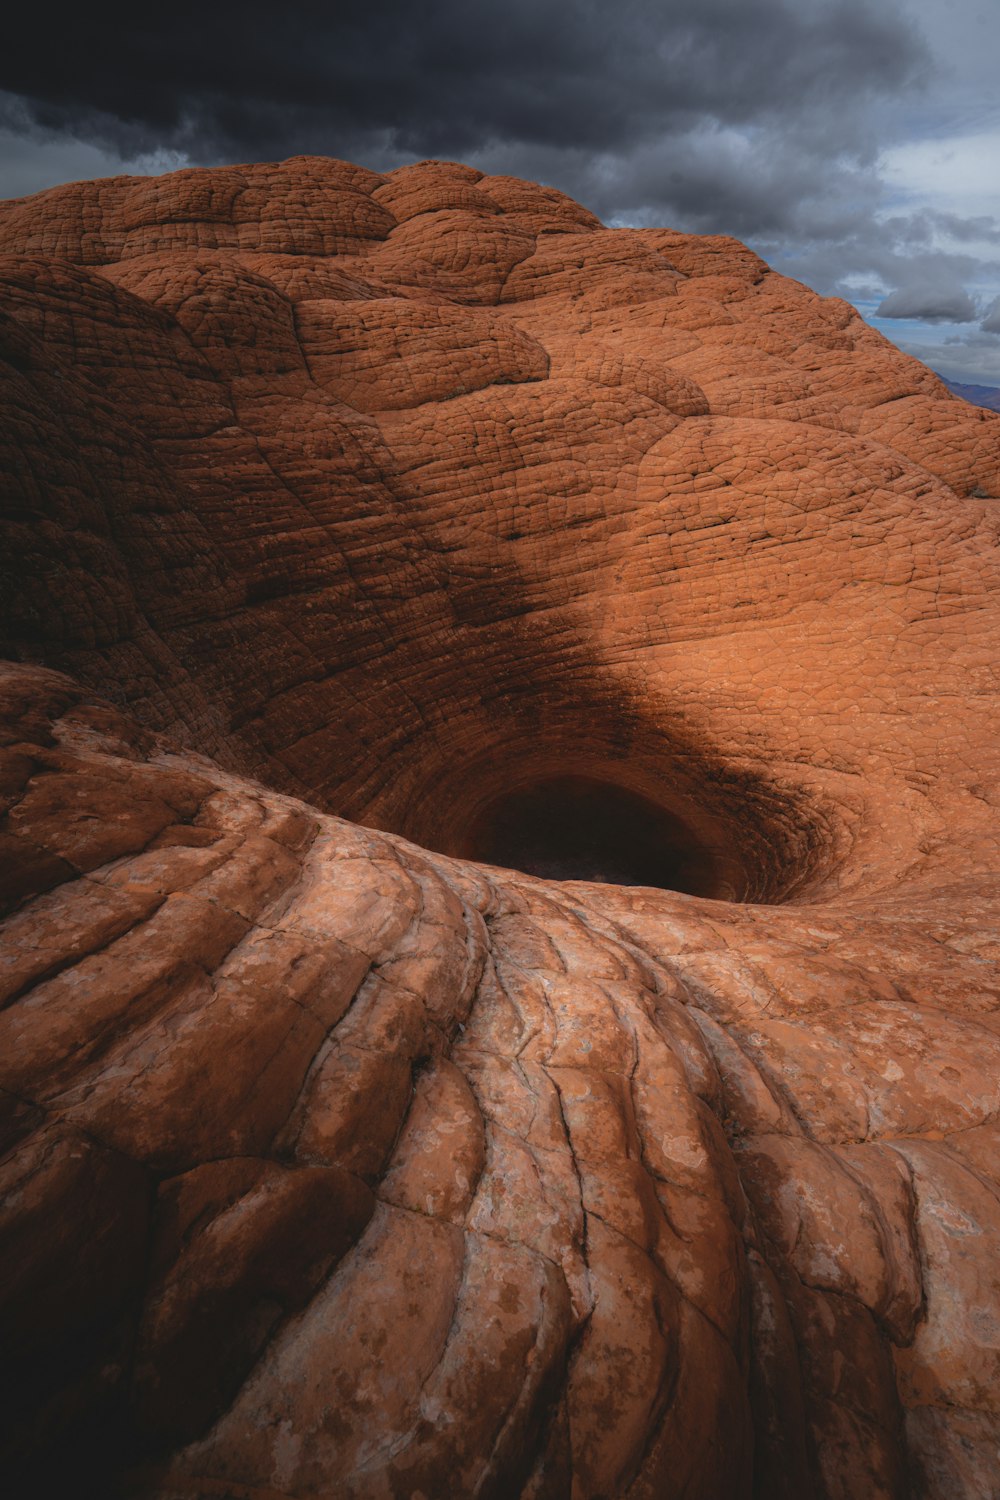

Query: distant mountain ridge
939,374,1000,412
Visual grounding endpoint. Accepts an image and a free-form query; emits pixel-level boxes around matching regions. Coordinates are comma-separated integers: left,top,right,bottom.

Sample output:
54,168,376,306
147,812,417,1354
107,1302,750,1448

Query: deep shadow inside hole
467,775,727,896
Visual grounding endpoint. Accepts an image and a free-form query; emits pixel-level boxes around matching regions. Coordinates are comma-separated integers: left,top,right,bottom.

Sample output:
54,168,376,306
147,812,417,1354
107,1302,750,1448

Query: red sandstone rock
1,157,999,1499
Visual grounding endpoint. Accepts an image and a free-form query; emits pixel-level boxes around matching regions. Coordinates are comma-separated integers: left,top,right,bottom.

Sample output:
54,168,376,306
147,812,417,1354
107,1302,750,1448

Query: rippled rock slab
1,158,999,1498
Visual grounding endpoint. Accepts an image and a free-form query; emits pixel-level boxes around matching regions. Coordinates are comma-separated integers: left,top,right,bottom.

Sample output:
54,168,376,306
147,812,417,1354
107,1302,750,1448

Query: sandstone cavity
1,157,1000,1499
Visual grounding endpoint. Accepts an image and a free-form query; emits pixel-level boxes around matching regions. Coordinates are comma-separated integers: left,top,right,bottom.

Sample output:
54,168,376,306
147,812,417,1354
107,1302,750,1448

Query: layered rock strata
1,158,999,1499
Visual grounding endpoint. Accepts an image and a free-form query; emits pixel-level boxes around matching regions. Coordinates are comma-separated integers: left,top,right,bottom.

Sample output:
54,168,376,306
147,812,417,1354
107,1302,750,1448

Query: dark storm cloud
2,0,925,200
876,284,978,322
904,328,1000,387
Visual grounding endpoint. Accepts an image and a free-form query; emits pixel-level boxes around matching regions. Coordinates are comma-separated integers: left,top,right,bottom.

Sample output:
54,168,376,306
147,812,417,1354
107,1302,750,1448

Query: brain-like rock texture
2,157,1000,1499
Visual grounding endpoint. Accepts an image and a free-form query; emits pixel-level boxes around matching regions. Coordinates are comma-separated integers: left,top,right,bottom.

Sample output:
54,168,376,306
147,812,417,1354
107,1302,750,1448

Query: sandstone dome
1,156,999,1498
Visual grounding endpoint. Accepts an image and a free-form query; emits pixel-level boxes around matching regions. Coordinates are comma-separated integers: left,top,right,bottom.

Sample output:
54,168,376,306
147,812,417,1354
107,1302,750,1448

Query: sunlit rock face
1,157,999,1500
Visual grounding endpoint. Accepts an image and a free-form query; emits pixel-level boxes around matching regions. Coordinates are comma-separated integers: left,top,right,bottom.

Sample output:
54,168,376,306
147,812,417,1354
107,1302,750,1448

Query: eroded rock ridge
1,157,1000,1499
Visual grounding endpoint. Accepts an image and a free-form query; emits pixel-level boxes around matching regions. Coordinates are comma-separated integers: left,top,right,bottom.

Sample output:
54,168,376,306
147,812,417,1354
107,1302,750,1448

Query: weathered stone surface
1,157,999,1498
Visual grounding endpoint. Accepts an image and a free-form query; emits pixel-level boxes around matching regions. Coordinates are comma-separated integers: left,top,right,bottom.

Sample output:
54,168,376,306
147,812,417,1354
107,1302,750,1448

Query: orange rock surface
1,157,999,1499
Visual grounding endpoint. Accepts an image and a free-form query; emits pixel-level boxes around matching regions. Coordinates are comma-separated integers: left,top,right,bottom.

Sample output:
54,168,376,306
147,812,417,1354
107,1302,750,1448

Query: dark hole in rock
465,775,727,896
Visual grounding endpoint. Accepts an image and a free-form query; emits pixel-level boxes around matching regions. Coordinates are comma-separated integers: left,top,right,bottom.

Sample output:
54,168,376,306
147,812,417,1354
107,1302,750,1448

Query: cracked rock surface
1,157,999,1498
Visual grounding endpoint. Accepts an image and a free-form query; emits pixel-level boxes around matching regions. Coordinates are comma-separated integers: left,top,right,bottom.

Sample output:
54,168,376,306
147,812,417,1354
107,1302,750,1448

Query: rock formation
1,157,999,1499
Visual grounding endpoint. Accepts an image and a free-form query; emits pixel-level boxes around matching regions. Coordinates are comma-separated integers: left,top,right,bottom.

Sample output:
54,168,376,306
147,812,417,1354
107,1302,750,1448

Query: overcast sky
2,0,998,385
